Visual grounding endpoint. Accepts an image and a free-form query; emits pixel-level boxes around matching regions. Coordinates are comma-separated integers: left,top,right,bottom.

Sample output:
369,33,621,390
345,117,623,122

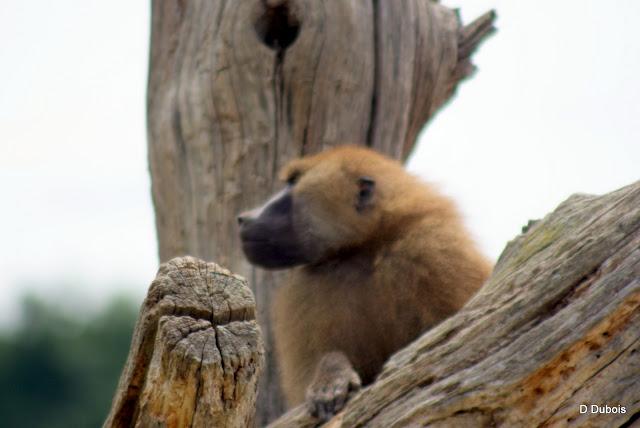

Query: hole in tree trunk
254,1,300,51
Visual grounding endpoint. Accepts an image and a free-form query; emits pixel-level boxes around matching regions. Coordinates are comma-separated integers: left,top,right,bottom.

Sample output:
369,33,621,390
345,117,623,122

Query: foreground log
270,181,640,428
147,1,495,422
104,257,263,428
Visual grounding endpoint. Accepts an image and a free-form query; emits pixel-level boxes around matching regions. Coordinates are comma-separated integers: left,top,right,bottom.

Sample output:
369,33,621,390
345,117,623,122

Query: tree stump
104,257,263,428
269,181,640,427
146,1,495,422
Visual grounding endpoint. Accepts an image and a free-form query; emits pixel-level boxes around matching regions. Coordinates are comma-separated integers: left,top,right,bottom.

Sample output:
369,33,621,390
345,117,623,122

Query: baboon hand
305,351,362,422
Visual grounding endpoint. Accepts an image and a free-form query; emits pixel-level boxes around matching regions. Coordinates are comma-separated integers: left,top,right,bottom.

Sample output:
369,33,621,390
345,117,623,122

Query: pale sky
1,1,639,325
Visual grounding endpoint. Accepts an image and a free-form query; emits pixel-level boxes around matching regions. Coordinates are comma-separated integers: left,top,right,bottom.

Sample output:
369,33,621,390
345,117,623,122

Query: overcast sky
1,1,639,325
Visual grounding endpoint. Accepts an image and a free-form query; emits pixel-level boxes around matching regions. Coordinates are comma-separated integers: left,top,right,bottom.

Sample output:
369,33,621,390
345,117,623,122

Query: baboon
238,146,492,420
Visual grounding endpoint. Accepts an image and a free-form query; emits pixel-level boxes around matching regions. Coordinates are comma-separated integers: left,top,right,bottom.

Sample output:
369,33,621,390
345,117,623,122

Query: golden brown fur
270,146,492,405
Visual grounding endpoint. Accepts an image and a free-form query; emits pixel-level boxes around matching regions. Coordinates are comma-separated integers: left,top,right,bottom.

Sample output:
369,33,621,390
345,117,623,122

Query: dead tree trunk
104,257,264,428
147,1,494,423
269,181,640,428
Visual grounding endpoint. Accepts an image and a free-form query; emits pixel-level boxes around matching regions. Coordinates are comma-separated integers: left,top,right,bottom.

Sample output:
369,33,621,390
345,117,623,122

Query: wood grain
104,257,263,428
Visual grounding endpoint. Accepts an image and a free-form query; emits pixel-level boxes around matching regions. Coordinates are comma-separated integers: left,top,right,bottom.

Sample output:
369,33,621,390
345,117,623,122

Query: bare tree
145,0,494,424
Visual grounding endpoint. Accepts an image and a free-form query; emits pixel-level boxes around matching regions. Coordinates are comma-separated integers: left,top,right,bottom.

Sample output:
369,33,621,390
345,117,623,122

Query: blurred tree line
0,294,138,427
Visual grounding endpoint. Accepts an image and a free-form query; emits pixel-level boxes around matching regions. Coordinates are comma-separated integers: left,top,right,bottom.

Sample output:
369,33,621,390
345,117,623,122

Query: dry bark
146,1,495,423
104,257,263,428
270,181,640,428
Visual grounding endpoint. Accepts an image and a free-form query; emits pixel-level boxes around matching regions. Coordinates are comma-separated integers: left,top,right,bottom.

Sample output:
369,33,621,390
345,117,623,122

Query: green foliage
0,294,138,428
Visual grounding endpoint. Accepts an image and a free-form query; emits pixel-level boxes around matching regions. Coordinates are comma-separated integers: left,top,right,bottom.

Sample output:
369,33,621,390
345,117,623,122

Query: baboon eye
356,176,375,212
286,171,300,186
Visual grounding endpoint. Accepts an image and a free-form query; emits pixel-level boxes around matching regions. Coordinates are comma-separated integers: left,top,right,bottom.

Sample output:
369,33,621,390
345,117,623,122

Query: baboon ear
356,176,375,212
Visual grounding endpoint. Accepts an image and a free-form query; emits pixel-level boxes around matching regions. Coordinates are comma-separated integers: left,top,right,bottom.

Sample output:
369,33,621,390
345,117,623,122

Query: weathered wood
270,181,640,428
104,257,263,428
147,1,494,422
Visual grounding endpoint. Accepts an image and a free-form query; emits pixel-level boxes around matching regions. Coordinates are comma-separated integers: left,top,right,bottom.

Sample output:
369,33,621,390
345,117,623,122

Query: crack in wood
365,0,379,147
620,407,640,428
